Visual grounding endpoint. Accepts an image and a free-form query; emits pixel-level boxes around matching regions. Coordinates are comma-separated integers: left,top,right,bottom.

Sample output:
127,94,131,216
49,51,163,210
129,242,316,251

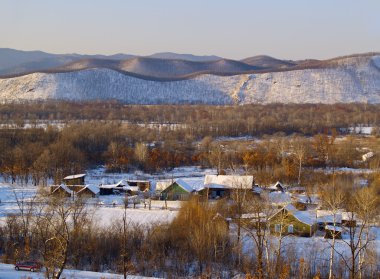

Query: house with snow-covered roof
159,179,196,201
269,204,317,237
74,185,98,198
63,173,86,185
50,184,72,198
198,175,254,199
99,180,127,195
99,180,143,195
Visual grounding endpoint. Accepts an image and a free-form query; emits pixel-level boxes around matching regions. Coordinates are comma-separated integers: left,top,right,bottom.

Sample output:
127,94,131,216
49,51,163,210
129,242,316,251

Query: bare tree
230,176,252,267
34,193,94,279
335,187,379,279
320,181,346,279
292,137,308,185
12,188,37,260
120,197,130,279
241,193,274,279
134,142,148,166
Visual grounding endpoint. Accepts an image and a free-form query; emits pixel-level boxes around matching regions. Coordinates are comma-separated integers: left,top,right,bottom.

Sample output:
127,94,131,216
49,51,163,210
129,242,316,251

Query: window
275,224,281,232
288,225,294,233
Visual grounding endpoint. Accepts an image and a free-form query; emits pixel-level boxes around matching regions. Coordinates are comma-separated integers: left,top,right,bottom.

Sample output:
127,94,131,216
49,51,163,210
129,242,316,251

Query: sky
1,0,379,60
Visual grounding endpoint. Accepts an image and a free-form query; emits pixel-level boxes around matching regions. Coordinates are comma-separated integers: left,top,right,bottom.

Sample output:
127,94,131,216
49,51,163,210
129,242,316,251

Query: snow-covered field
0,183,180,226
0,263,159,279
240,226,380,274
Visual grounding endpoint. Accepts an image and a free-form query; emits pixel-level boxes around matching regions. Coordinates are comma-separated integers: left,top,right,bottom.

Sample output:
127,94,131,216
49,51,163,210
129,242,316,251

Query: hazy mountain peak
147,52,222,61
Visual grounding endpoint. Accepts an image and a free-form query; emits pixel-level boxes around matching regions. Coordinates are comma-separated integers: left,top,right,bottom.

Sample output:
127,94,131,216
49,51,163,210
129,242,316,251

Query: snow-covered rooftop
175,179,195,193
284,204,316,226
268,191,292,205
64,173,86,180
99,180,125,189
204,175,253,189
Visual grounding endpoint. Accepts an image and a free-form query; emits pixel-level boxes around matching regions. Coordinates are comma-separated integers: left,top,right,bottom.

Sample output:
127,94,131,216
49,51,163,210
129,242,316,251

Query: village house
99,180,149,195
50,185,72,198
74,185,98,198
159,179,195,201
198,175,255,199
99,180,128,195
269,204,317,237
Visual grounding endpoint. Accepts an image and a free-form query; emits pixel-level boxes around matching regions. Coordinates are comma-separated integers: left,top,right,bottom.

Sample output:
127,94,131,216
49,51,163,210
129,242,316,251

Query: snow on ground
0,263,159,279
240,226,380,272
94,206,178,227
314,167,377,174
0,183,180,227
348,126,373,135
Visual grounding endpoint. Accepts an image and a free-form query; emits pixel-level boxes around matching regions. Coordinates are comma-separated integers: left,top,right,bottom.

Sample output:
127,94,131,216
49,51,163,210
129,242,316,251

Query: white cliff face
0,55,379,104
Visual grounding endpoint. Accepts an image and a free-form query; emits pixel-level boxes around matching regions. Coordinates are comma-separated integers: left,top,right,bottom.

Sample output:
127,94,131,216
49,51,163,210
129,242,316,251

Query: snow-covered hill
0,54,379,104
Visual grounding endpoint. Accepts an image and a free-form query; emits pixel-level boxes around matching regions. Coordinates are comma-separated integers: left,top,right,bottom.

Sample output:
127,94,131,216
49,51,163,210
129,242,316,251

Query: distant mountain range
0,48,379,104
0,48,223,77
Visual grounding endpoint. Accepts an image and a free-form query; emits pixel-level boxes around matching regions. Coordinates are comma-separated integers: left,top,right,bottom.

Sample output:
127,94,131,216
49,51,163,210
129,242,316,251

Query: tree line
0,102,380,137
0,119,379,186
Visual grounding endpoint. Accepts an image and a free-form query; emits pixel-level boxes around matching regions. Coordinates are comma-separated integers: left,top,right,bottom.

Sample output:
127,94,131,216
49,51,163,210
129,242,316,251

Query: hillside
47,57,261,80
0,53,379,104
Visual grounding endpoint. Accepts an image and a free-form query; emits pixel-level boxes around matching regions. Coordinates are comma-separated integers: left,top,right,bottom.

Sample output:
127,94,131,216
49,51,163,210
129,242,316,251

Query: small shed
63,174,86,186
324,225,342,239
316,210,342,230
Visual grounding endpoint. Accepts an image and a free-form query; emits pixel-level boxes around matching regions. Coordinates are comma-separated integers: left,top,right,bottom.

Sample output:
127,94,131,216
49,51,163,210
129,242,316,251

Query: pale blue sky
1,0,379,60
